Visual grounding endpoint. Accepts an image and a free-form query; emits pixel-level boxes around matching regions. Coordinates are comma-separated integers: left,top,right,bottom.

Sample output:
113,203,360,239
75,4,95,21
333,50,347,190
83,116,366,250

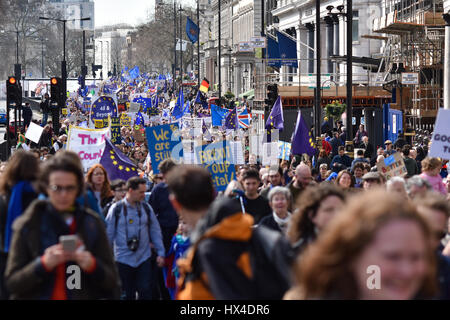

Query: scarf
272,211,291,235
4,181,35,252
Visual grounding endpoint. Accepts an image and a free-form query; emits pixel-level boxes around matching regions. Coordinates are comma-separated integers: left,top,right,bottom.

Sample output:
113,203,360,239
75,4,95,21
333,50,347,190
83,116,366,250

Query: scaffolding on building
373,0,445,130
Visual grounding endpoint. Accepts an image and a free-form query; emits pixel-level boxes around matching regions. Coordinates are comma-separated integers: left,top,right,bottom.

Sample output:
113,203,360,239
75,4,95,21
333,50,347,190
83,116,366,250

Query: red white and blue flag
238,108,251,129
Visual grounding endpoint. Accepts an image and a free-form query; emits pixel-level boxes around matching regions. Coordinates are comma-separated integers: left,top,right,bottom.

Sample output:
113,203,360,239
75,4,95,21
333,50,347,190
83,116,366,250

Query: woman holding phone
5,151,120,300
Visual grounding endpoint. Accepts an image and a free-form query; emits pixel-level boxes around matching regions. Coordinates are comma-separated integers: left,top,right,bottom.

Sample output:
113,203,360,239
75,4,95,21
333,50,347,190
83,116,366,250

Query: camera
127,237,140,252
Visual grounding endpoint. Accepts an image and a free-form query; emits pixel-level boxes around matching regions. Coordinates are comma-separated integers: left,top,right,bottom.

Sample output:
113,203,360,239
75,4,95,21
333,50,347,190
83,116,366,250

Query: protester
176,197,291,299
351,149,369,172
352,162,365,188
403,145,419,178
353,124,368,146
106,177,165,300
335,170,355,193
166,165,215,231
86,164,114,213
287,184,345,256
386,176,408,199
384,140,395,155
148,159,179,300
239,168,272,224
316,163,328,183
315,149,331,171
362,172,384,190
286,190,437,300
406,175,432,199
287,163,314,205
258,187,292,236
260,166,283,200
103,179,127,218
5,151,120,299
420,157,446,195
0,150,40,299
331,146,352,171
415,192,450,299
22,102,33,130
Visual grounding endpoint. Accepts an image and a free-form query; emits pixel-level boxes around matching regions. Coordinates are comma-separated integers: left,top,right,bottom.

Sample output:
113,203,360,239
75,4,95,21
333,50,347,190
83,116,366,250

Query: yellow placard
62,108,68,115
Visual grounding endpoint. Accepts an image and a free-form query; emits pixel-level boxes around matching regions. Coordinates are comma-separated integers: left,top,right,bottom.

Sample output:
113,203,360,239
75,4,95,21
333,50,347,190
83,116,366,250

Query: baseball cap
384,140,392,145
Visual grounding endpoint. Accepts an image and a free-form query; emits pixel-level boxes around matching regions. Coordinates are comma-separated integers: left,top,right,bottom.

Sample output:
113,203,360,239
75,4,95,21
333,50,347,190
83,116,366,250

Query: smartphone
59,235,78,253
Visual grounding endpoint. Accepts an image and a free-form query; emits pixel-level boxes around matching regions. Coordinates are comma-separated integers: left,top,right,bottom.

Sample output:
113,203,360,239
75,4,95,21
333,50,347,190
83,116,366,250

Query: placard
110,117,122,144
376,152,407,180
146,123,182,173
195,141,236,192
430,108,450,160
25,122,44,144
67,126,111,171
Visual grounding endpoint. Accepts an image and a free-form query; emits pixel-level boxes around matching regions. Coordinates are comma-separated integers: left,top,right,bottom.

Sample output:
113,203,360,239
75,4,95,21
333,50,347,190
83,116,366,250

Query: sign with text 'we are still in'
146,123,182,174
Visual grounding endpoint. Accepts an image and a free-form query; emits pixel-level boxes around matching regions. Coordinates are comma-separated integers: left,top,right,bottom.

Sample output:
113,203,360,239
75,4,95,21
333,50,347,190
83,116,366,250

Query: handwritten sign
376,152,407,180
430,108,450,160
120,113,132,127
278,141,292,161
110,117,122,144
67,126,111,171
25,122,44,144
146,123,182,173
195,141,236,192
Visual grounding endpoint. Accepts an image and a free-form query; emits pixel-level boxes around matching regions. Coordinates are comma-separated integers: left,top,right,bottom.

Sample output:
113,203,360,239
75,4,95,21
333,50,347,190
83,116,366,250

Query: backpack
113,200,152,242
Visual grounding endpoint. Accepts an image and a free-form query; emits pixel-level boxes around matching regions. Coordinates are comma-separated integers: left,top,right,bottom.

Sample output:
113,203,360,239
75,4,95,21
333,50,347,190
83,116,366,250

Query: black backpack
112,200,152,241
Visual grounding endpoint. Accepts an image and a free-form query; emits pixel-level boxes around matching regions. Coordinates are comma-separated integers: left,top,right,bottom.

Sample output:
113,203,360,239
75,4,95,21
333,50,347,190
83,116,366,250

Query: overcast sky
94,0,197,28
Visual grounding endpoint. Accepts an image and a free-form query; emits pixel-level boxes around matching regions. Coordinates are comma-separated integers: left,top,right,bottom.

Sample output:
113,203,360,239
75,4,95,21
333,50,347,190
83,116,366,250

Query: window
352,11,359,42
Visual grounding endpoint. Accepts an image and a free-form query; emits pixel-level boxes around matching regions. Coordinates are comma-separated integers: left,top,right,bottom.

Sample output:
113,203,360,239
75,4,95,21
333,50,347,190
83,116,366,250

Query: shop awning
239,89,254,100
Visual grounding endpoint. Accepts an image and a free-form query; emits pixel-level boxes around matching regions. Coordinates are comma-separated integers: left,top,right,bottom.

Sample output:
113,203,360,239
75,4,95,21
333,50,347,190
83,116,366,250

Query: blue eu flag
186,17,199,44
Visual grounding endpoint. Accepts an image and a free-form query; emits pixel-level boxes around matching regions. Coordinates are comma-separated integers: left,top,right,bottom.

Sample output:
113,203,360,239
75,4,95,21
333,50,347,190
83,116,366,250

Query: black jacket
5,200,120,300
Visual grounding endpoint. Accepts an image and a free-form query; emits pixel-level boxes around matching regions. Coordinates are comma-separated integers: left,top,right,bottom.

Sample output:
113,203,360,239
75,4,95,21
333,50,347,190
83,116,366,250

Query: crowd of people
0,72,449,301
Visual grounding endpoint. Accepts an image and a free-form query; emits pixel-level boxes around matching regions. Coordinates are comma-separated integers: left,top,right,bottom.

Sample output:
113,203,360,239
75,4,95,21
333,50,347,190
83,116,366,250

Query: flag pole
197,0,201,89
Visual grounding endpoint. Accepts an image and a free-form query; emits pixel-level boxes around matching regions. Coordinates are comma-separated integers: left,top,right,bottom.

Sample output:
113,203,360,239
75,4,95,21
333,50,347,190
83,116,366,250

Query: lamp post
326,2,353,155
228,47,233,92
243,68,249,92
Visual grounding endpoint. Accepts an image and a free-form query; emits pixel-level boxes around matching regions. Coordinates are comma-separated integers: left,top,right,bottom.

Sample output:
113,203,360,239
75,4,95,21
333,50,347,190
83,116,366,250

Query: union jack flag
238,108,251,129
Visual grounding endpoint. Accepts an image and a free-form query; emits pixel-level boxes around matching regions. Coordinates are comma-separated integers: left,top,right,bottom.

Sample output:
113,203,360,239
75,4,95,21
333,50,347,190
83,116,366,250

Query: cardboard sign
230,141,245,164
25,122,44,144
67,126,111,171
120,113,132,127
195,141,236,192
376,152,407,180
146,123,182,173
430,108,450,160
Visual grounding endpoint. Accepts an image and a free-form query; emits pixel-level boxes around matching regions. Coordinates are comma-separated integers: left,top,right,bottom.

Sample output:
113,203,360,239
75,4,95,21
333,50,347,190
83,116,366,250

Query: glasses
49,185,78,194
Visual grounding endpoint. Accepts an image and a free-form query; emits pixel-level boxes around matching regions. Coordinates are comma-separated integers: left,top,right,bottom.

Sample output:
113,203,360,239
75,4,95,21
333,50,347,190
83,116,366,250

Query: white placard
230,141,245,165
25,122,44,144
262,142,279,166
430,108,450,160
66,126,111,171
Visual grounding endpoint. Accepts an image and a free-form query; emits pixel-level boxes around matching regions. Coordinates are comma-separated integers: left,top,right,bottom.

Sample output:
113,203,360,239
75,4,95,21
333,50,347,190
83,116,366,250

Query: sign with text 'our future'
146,123,182,173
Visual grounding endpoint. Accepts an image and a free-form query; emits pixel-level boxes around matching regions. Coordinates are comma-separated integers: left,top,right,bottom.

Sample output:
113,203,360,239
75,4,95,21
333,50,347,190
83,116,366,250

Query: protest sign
278,141,292,161
62,108,68,116
91,96,117,120
230,141,245,164
120,113,132,127
262,142,279,166
129,102,141,113
110,117,122,144
376,152,407,180
146,123,182,173
195,141,236,192
182,140,200,164
67,126,111,171
430,108,450,160
25,122,44,144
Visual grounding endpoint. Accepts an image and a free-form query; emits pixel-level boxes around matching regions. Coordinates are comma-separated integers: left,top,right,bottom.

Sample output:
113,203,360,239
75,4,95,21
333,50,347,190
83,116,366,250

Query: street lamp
228,47,233,92
243,68,249,92
326,2,353,155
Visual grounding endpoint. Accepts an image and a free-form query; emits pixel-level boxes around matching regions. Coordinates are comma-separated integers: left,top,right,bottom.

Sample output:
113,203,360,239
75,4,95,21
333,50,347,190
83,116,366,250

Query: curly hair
288,183,345,245
85,164,113,201
291,190,437,299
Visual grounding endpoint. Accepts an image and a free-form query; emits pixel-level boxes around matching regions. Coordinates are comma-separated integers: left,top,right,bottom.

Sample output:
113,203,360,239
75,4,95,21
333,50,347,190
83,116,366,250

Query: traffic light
6,77,21,108
265,84,278,107
92,64,102,78
50,77,64,106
